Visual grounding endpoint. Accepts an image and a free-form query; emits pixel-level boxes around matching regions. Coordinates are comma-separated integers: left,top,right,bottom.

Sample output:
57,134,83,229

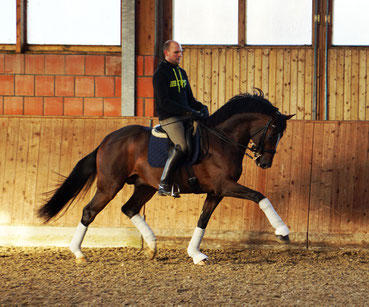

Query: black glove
188,109,204,120
201,105,209,118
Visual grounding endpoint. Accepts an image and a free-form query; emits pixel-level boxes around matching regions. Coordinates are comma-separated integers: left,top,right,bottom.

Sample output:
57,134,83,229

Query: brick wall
0,53,157,117
0,53,122,116
135,55,157,117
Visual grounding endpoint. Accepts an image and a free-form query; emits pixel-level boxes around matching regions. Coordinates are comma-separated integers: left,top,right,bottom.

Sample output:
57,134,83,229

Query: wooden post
156,0,173,62
238,0,246,46
16,0,26,53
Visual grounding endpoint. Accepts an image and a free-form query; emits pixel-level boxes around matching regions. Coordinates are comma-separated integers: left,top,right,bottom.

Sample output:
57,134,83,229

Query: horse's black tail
38,148,99,222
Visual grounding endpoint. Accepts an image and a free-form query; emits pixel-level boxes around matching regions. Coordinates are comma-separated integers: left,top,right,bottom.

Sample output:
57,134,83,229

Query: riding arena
1,0,368,305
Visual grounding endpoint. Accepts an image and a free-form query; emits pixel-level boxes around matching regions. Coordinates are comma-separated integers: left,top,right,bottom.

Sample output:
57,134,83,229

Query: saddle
148,122,200,167
147,122,202,193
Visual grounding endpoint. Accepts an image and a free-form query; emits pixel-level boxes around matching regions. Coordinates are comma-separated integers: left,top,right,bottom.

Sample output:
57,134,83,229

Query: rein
198,118,275,160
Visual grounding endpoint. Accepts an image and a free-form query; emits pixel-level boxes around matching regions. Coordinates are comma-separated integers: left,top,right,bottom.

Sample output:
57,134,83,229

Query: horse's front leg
188,194,223,265
222,181,290,240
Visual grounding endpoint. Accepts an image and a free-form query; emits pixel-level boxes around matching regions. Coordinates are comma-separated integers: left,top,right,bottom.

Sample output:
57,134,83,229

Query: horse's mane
205,89,278,127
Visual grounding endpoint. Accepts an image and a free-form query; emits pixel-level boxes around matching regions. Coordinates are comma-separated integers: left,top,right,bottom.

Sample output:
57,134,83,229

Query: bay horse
38,90,294,265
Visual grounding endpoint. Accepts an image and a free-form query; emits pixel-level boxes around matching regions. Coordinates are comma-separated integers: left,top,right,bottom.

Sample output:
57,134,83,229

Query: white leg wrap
259,198,290,236
187,227,208,264
130,214,156,250
70,222,88,259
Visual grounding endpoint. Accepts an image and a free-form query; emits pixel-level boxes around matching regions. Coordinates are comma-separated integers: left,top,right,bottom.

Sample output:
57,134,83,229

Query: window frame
173,0,316,48
330,0,369,47
2,0,369,54
1,0,121,54
244,0,314,47
173,0,369,48
172,0,239,46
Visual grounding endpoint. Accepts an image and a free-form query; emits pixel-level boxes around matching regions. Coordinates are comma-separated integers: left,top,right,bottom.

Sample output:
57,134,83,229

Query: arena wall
1,0,369,249
181,46,369,121
0,117,368,249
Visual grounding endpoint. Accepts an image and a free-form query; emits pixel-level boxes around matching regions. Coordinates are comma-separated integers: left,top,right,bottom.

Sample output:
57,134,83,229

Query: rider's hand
192,110,205,120
201,105,209,118
187,109,204,120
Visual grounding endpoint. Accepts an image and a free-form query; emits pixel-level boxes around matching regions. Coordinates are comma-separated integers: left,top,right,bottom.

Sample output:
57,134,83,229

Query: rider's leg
158,118,187,197
159,118,188,153
158,144,186,196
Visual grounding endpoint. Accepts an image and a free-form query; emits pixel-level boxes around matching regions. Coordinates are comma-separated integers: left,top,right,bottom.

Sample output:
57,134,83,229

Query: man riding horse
153,40,209,197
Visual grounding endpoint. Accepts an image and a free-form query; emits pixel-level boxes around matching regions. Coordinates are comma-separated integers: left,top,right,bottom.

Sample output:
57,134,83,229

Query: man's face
164,42,183,65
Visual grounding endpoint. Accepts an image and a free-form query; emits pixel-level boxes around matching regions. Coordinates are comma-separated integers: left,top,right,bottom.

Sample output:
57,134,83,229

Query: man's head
163,40,182,65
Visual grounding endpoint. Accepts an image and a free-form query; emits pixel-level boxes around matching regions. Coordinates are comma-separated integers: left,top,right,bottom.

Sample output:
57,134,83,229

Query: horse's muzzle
255,157,272,169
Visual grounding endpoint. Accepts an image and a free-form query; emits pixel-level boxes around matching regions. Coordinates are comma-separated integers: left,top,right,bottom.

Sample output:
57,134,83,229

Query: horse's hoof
197,259,209,266
276,234,290,244
146,247,157,260
75,256,88,264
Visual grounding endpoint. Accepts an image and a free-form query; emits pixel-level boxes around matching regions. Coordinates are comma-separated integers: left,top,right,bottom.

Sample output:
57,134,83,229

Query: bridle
248,118,280,160
198,115,281,161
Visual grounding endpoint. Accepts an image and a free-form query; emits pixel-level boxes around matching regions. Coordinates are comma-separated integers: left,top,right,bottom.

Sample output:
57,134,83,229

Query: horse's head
205,90,294,169
250,112,294,169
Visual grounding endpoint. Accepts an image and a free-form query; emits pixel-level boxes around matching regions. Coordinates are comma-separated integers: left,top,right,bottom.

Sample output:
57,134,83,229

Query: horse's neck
214,113,256,146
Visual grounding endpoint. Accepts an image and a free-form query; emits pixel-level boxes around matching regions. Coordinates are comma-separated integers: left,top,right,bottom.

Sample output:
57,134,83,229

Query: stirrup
171,184,180,198
158,183,171,196
158,183,180,198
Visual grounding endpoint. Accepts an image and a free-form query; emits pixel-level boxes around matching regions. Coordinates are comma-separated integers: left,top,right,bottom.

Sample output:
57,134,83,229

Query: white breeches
259,198,290,236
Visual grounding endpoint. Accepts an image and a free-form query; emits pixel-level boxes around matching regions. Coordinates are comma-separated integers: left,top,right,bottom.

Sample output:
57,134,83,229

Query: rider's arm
182,70,209,115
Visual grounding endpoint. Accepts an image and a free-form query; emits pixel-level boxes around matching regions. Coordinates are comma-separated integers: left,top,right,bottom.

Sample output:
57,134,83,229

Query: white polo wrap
259,198,290,236
131,214,156,249
70,222,88,258
187,227,208,264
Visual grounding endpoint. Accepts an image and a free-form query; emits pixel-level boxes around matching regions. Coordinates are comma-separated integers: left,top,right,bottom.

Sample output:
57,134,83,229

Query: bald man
153,40,209,197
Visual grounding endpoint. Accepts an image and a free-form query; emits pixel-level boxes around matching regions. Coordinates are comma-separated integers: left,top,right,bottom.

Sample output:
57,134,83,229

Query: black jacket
153,60,204,121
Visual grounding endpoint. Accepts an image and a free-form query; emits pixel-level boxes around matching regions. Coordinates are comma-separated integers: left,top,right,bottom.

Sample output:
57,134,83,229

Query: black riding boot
158,145,186,197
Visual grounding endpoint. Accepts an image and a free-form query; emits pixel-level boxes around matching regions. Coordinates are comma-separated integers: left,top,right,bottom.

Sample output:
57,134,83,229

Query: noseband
248,118,278,160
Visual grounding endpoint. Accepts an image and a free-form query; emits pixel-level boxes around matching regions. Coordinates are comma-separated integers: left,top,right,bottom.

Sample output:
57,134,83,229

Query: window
246,0,312,45
173,0,238,45
332,0,369,46
0,0,16,44
27,0,121,45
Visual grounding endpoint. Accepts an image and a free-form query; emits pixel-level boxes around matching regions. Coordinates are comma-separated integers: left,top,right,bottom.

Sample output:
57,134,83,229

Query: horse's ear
285,114,295,120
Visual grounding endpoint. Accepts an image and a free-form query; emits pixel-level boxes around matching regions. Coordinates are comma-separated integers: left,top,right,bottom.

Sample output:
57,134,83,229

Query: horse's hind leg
70,187,121,262
121,184,157,259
